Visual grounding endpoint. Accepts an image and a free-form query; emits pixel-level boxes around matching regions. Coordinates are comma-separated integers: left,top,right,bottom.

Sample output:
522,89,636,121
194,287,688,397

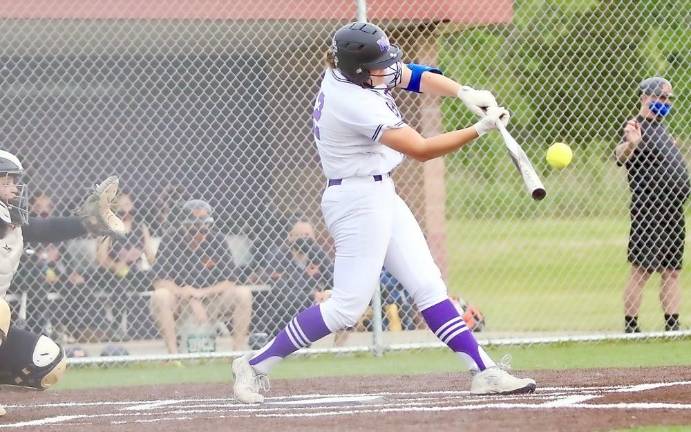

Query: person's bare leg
623,265,652,332
150,281,180,354
189,298,209,325
660,269,681,330
213,281,252,351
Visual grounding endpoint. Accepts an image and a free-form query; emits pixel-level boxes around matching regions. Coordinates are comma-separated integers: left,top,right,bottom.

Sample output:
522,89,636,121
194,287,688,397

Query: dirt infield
3,366,691,431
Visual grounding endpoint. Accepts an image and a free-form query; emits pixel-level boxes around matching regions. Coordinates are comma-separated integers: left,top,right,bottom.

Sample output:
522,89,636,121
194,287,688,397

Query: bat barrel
532,188,546,201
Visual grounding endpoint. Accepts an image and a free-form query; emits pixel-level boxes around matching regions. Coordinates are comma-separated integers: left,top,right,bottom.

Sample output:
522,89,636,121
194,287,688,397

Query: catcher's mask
0,149,29,225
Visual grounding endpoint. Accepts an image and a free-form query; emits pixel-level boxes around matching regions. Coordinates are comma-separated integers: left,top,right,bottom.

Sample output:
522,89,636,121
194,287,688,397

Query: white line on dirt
121,400,185,411
611,382,691,392
0,415,89,428
2,381,691,427
539,395,601,407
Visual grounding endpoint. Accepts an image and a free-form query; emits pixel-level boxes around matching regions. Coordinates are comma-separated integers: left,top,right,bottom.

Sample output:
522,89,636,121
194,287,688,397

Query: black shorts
628,197,686,271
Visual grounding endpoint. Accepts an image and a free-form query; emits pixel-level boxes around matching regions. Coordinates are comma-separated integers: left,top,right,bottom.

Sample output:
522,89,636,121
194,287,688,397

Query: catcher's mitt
77,176,128,239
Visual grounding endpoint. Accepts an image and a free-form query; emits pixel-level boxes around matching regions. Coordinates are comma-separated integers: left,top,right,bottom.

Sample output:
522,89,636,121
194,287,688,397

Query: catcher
0,149,126,416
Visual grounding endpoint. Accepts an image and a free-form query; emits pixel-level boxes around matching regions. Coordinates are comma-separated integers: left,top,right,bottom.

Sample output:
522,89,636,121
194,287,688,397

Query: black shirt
152,231,238,288
622,115,690,203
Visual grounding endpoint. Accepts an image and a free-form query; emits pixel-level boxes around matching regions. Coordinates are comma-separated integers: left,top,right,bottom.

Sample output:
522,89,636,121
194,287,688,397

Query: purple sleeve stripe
372,124,383,140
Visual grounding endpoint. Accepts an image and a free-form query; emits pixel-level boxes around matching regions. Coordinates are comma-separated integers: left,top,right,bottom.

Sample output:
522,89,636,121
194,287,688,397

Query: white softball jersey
311,69,449,332
0,227,23,298
313,70,407,179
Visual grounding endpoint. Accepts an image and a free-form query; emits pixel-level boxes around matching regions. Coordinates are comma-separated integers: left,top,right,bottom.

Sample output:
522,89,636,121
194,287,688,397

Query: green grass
609,427,691,432
55,338,691,391
445,216,691,333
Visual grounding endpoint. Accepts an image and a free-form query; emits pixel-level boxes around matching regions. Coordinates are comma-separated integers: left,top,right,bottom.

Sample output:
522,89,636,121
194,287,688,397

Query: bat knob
532,188,547,201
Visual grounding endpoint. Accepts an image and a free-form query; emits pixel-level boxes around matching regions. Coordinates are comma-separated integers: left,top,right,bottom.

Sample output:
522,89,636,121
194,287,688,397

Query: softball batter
233,22,536,403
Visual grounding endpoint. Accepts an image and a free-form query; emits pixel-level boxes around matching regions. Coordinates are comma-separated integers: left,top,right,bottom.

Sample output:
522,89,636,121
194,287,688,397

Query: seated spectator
96,191,157,338
150,199,252,353
264,216,333,336
148,183,187,238
16,191,85,340
97,191,157,275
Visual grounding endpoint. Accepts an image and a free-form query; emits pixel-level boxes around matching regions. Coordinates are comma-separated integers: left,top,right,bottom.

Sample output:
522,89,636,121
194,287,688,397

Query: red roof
0,0,512,23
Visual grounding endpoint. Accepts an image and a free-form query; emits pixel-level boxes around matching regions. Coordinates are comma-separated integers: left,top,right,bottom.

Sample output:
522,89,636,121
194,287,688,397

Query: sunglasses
117,209,135,218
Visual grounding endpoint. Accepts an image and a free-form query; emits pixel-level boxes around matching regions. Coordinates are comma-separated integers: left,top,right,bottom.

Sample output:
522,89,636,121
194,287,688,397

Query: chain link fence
1,0,689,363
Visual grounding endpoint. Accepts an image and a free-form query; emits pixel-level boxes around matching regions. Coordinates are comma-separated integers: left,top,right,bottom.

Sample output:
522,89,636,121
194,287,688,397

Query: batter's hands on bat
457,86,498,117
623,119,642,147
473,106,510,136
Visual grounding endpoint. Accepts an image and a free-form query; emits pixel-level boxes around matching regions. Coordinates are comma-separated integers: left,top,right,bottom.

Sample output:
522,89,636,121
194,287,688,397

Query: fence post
371,284,385,357
356,0,367,22
352,0,383,358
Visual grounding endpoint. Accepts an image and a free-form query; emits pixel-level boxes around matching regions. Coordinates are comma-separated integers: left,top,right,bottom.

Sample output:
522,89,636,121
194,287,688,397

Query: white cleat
232,353,268,404
0,405,6,416
470,367,537,395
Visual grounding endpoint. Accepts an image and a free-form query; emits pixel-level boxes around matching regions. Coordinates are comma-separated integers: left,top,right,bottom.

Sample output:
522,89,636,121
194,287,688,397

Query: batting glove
457,86,498,117
473,106,510,136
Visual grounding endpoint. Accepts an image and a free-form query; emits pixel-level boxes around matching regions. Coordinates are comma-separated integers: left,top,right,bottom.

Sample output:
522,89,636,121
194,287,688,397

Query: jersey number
313,91,325,140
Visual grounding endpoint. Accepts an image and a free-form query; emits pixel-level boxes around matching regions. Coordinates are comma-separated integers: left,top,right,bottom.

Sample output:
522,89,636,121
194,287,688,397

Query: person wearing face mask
149,199,252,354
232,22,536,404
615,77,688,333
95,191,158,339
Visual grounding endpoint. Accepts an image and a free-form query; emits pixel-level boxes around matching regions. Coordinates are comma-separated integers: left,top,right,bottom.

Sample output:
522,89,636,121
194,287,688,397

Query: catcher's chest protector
0,227,23,298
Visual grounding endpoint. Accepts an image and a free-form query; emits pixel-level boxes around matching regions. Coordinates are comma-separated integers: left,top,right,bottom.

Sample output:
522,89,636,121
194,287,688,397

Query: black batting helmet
331,22,402,87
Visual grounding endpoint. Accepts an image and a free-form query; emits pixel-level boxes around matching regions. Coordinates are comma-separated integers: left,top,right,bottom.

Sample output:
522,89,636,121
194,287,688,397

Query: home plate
267,395,384,406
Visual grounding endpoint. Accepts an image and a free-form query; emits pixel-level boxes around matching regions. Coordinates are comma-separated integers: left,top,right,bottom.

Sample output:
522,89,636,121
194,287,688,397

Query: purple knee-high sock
249,304,331,374
421,299,489,371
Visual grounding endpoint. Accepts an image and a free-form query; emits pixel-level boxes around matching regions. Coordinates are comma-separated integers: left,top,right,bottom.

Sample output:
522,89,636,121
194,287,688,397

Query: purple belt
328,174,384,187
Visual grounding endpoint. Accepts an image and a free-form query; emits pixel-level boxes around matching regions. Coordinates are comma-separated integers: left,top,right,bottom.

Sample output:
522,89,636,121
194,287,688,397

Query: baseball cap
639,76,674,98
181,199,214,224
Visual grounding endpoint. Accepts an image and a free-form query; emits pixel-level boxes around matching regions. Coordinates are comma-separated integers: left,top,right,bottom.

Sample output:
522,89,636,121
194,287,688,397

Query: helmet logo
330,40,339,66
376,36,390,53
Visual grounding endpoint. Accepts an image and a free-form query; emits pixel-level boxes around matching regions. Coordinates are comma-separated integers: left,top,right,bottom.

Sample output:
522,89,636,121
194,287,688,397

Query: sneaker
232,353,268,404
470,367,536,395
625,325,641,333
625,316,641,333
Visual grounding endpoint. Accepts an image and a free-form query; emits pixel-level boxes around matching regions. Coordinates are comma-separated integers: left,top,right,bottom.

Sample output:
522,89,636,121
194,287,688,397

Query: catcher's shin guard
0,326,66,390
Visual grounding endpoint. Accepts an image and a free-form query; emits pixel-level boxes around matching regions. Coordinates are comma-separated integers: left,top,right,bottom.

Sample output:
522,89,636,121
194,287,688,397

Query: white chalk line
2,380,690,427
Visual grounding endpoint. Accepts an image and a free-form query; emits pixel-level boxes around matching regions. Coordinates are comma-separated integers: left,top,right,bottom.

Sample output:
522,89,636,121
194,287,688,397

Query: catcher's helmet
331,22,402,87
0,149,29,225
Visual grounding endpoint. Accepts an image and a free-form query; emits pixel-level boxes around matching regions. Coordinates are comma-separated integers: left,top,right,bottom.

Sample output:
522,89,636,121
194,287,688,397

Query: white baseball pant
319,175,449,331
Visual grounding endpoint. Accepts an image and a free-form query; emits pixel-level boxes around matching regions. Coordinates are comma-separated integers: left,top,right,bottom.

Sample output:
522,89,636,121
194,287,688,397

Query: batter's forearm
419,72,461,97
417,127,480,161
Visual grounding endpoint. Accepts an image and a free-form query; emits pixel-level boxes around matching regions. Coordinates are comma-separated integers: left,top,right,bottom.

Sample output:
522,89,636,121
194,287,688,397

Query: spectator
150,199,252,353
96,191,157,338
148,183,187,238
614,77,689,332
264,216,332,336
17,191,85,339
97,191,157,275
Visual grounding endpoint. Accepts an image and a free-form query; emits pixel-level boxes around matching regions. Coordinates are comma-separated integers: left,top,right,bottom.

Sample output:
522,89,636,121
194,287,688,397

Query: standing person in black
615,77,688,333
